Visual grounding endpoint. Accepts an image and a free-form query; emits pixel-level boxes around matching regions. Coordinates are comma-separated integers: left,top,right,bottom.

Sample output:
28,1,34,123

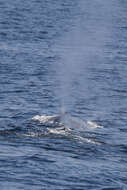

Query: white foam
87,120,104,129
47,128,67,135
32,115,59,124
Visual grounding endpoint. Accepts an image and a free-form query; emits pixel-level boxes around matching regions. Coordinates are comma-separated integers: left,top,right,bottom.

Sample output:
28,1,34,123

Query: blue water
0,0,127,189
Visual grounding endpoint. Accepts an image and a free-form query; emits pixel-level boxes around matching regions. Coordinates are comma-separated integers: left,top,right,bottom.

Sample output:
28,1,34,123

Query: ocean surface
0,0,127,189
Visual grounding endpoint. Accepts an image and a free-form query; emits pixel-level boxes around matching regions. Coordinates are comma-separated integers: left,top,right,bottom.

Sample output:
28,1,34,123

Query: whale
32,112,86,131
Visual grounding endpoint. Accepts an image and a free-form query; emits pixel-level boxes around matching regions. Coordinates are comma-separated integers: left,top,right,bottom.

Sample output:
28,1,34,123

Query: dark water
0,0,127,189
